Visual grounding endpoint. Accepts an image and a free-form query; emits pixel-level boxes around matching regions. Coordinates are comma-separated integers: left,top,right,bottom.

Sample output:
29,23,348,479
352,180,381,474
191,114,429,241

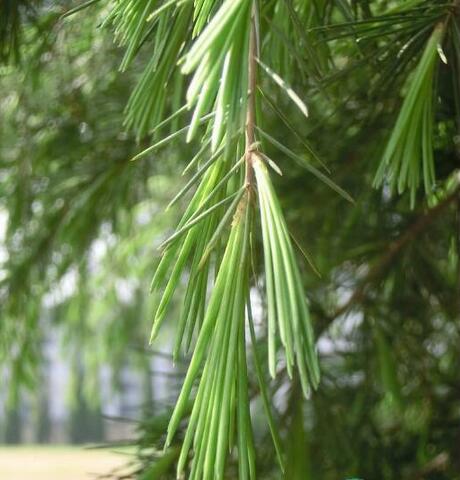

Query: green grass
0,445,131,480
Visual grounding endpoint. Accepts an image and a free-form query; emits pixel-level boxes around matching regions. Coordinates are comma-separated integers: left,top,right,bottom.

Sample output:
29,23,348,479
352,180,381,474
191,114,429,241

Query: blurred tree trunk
4,405,22,444
69,363,104,443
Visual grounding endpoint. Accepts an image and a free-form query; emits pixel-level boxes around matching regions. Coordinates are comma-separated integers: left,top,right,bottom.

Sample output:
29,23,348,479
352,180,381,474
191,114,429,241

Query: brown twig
328,186,460,323
245,2,258,187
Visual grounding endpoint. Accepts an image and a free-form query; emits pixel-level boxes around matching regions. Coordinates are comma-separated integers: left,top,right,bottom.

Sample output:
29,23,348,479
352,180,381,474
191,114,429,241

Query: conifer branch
329,185,460,323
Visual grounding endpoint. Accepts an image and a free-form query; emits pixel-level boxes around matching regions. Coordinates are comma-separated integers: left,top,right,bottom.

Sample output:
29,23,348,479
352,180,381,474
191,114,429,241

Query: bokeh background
1,1,460,479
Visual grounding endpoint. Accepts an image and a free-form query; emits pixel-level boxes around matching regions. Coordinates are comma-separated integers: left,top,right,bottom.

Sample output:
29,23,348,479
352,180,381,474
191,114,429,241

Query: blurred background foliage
1,1,459,479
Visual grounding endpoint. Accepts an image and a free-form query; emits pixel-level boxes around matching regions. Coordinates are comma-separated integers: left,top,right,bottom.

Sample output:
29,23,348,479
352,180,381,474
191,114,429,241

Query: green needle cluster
254,156,320,396
375,23,446,205
182,0,251,150
120,0,341,474
108,1,194,138
165,196,255,479
150,152,243,351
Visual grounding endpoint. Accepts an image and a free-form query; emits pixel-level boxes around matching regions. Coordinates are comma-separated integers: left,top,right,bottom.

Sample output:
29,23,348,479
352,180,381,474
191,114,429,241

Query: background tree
1,1,459,479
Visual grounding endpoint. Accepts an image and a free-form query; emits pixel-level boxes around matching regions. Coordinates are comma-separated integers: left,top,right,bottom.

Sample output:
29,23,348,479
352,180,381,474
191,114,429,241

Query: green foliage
0,0,37,64
374,23,445,204
1,1,460,479
254,157,319,394
0,3,167,404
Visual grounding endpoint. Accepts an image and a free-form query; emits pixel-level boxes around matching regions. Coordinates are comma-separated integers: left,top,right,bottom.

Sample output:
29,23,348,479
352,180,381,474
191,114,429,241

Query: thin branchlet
245,2,258,188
